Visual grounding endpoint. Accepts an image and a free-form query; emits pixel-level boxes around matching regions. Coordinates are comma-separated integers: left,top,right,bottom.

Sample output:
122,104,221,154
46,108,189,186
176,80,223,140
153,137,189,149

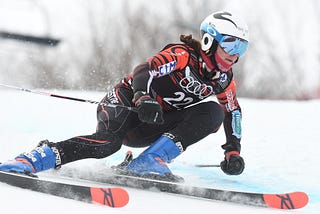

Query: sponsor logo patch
158,61,177,76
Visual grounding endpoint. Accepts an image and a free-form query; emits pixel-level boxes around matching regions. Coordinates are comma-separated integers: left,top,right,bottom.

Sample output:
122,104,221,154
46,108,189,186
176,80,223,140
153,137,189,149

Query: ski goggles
218,35,249,57
201,23,249,57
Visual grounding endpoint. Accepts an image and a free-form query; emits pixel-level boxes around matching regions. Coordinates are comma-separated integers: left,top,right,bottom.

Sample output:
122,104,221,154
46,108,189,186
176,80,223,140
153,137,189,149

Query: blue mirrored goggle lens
219,36,249,57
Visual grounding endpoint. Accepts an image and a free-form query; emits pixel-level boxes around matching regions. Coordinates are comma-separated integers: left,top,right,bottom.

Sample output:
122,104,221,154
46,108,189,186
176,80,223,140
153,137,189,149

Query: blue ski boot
124,134,184,182
0,143,60,176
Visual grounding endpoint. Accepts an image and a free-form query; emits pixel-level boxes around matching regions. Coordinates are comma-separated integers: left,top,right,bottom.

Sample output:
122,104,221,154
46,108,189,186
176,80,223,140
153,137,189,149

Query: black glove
133,91,164,124
220,151,245,175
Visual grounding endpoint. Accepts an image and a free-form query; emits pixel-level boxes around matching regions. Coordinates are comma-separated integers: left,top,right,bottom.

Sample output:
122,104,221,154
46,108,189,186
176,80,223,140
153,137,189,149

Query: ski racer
0,11,249,180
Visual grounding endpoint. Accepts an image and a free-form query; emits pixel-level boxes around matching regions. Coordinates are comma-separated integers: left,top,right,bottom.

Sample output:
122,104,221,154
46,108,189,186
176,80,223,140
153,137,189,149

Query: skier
0,11,249,180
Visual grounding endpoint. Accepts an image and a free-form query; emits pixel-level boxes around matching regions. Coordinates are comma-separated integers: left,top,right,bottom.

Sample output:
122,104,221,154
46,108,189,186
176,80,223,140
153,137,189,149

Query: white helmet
200,11,249,57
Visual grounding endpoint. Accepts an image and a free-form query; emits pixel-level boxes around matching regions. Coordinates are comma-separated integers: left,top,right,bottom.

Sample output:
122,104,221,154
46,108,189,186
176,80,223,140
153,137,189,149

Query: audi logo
179,76,213,99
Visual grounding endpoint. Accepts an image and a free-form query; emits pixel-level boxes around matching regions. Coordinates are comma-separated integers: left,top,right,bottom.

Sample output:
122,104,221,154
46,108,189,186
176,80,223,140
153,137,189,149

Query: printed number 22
163,92,193,109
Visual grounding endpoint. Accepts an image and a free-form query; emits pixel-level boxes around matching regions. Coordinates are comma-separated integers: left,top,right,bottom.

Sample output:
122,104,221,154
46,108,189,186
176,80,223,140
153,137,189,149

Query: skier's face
216,45,239,65
212,45,239,72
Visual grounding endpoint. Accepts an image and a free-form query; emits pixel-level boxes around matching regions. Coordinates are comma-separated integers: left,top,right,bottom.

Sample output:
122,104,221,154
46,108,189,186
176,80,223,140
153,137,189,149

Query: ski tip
263,191,308,209
90,187,129,208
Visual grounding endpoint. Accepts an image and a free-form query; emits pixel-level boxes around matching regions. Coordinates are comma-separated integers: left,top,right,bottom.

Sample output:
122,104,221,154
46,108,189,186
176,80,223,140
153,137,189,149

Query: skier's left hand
220,151,245,175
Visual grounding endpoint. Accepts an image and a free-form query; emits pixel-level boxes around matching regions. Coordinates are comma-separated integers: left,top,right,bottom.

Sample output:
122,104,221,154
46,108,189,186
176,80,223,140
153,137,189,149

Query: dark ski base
0,171,129,208
99,173,308,209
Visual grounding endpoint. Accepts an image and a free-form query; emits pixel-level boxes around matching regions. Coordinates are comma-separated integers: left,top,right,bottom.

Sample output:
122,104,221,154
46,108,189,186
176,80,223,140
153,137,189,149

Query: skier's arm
131,45,190,124
131,44,190,94
216,79,242,153
216,79,244,175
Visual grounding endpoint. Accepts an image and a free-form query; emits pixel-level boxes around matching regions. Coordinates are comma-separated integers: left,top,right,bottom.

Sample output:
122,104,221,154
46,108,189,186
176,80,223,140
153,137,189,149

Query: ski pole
0,31,60,47
194,164,221,168
0,83,137,112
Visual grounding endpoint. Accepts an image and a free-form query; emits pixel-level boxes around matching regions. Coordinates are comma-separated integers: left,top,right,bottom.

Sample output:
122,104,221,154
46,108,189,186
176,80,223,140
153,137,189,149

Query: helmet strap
200,51,219,80
200,50,215,72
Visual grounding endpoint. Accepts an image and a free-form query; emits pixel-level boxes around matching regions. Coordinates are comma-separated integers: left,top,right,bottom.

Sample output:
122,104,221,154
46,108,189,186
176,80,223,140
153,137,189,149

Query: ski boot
117,134,184,182
0,140,61,176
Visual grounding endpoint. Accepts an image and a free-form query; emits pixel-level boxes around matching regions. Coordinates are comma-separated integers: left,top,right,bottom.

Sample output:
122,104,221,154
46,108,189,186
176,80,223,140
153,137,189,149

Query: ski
96,173,308,210
0,170,129,208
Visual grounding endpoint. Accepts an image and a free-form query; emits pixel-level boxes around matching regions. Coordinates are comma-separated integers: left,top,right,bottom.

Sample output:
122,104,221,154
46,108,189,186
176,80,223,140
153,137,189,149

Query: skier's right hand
133,91,164,125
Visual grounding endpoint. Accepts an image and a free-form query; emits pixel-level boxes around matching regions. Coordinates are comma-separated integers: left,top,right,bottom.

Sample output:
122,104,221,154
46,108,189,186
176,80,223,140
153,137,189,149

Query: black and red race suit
54,44,242,165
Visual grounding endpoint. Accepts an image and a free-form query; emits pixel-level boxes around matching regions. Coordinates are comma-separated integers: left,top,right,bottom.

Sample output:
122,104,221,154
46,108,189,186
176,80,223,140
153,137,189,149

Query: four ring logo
179,71,213,99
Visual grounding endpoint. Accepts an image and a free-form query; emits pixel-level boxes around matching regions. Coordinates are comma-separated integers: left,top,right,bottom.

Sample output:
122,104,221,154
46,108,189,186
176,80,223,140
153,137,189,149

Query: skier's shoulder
160,43,197,56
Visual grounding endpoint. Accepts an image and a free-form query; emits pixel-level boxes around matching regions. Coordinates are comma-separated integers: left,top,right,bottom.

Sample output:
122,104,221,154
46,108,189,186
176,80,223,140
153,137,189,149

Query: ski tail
263,191,309,209
0,170,129,208
90,187,129,208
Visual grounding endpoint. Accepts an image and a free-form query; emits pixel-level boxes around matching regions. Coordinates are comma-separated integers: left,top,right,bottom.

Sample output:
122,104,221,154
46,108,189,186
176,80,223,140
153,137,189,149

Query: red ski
90,187,129,207
0,171,129,208
263,192,308,209
98,173,308,209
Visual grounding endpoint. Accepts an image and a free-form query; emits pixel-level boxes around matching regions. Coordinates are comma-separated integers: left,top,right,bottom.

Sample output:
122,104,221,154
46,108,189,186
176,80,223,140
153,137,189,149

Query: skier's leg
0,85,138,174
124,101,224,178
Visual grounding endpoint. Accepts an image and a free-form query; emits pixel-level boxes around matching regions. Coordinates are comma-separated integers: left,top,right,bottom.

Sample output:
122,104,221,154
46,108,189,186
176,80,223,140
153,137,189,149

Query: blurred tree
1,0,319,99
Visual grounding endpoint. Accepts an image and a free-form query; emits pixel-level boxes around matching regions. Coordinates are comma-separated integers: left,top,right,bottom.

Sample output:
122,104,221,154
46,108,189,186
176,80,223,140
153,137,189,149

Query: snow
0,89,319,213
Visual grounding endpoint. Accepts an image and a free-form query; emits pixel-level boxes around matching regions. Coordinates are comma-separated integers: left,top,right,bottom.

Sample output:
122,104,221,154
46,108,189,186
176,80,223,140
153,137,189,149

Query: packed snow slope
0,90,319,214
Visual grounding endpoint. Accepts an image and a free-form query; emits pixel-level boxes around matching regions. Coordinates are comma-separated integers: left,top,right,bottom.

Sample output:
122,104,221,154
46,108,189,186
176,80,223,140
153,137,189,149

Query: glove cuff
221,142,241,153
133,91,150,106
225,151,240,161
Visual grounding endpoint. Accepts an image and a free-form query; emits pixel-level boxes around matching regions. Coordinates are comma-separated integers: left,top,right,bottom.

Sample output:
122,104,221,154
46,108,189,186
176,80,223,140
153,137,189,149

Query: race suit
53,43,242,166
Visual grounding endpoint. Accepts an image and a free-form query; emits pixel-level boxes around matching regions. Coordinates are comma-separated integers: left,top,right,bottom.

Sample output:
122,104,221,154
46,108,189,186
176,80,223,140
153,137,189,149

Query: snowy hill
0,90,319,213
